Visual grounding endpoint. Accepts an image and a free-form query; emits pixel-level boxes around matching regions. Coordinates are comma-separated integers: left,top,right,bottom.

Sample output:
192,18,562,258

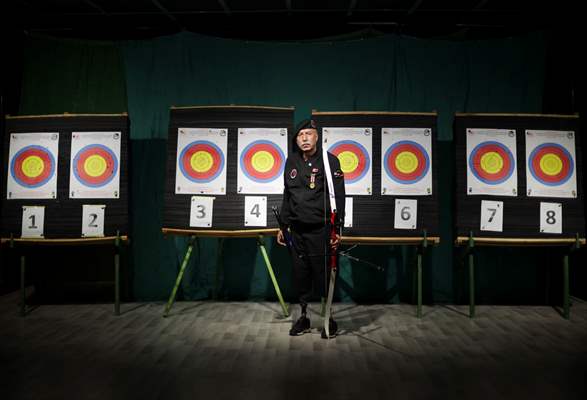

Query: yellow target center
338,151,359,173
252,151,274,173
21,156,44,178
480,152,503,174
540,153,563,176
191,151,214,173
84,155,107,177
395,151,418,174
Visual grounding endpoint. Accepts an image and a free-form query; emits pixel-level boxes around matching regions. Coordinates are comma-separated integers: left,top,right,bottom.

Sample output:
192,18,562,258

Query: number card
21,206,45,238
540,202,562,234
190,196,215,227
82,204,105,237
244,196,267,227
480,200,503,232
344,197,353,228
394,199,417,230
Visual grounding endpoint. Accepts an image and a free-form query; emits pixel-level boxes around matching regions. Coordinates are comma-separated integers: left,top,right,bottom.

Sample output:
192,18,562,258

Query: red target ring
528,143,573,186
10,145,55,188
240,140,285,183
329,140,370,183
179,141,224,183
469,141,514,185
73,144,118,187
384,141,430,184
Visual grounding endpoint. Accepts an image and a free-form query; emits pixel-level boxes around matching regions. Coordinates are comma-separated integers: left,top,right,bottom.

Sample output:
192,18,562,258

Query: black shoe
321,318,338,339
289,315,311,336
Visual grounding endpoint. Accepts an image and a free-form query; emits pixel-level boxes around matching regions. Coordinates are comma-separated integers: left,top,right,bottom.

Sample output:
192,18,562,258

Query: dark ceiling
1,0,582,41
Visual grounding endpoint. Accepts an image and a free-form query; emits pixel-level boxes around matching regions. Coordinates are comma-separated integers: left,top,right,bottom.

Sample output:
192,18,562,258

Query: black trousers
290,223,336,306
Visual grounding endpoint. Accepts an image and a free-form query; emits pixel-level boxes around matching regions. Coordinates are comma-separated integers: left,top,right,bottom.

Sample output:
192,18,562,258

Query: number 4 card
244,196,267,227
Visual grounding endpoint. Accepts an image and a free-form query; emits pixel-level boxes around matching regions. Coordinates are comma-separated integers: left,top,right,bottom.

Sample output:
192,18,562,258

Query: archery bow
322,147,338,339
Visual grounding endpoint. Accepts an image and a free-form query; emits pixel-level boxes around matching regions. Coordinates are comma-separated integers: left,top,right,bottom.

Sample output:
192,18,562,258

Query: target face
179,140,225,183
528,143,574,186
384,140,430,184
10,145,56,188
468,141,515,185
240,140,285,183
73,144,119,188
329,140,370,184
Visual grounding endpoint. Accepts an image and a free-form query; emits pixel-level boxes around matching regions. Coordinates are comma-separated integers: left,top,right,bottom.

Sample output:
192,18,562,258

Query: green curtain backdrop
17,31,570,306
19,36,127,115
122,32,545,141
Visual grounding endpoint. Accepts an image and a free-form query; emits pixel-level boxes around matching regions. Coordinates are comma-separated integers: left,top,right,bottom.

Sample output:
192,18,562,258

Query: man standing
277,119,345,337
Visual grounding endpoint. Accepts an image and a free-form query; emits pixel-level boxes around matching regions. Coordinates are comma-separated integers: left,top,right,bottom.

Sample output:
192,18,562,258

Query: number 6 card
394,199,417,230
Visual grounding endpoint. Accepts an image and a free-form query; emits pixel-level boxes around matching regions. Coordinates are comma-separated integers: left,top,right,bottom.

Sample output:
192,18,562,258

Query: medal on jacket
309,167,319,189
309,173,316,189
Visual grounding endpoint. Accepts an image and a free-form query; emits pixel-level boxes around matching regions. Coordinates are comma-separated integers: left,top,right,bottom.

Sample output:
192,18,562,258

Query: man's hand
330,233,341,249
277,229,286,246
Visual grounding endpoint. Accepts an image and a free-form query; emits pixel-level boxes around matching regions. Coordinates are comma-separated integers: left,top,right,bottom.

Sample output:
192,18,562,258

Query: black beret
295,118,317,134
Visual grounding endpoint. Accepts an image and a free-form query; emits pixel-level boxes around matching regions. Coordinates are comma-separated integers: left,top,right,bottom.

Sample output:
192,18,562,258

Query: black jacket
280,148,346,228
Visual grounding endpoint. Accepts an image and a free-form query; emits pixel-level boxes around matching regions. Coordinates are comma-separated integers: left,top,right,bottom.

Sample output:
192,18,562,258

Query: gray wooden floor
2,292,587,400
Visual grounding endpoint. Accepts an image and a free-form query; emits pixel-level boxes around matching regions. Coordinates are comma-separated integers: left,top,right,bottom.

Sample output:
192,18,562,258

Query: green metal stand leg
257,235,289,317
563,253,569,320
114,232,121,316
320,297,325,317
417,252,422,319
213,238,225,300
469,253,475,318
164,236,196,317
20,255,26,317
416,231,427,319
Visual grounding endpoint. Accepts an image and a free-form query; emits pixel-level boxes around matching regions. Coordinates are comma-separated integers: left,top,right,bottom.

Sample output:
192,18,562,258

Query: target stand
1,113,130,316
454,113,585,319
161,228,288,318
312,111,442,318
161,105,295,317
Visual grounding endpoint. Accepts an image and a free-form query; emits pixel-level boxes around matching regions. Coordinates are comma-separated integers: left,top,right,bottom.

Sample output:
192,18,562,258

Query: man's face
296,128,318,153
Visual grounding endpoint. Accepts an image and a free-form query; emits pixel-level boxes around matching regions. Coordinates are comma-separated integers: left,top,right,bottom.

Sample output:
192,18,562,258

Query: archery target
237,128,287,194
384,141,430,184
73,144,118,187
175,128,227,195
381,128,432,196
323,127,372,195
469,141,515,185
466,129,517,197
180,141,225,183
526,130,577,198
11,145,55,188
528,143,573,186
329,140,370,184
7,132,59,199
70,132,121,199
240,140,285,183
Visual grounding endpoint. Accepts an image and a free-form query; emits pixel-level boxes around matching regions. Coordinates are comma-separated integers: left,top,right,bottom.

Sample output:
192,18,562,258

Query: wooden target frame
162,105,295,237
454,113,585,319
312,111,441,318
161,105,295,318
311,111,441,245
1,113,130,316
